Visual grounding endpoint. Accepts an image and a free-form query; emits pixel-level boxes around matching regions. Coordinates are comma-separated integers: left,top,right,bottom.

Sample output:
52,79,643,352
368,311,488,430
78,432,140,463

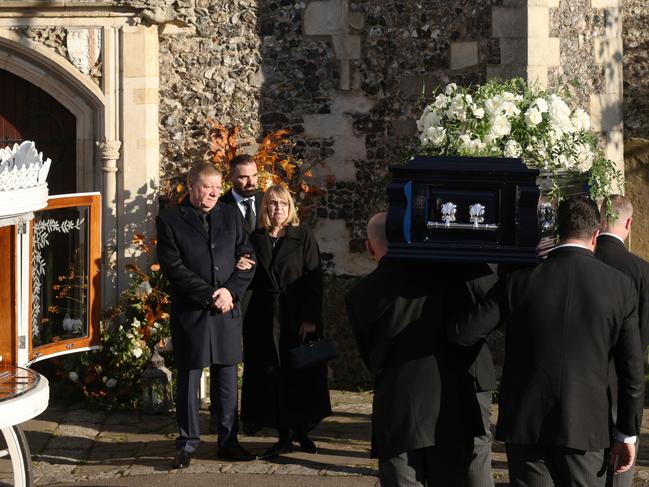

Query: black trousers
379,445,469,487
175,364,239,452
506,443,607,487
605,441,638,487
467,390,495,487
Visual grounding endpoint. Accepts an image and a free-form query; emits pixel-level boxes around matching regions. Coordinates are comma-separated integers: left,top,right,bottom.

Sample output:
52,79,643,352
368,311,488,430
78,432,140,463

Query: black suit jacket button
214,266,220,271
211,244,215,249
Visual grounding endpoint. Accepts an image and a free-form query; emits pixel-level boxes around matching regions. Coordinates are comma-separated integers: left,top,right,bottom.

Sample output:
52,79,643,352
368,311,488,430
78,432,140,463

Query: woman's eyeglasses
267,201,289,208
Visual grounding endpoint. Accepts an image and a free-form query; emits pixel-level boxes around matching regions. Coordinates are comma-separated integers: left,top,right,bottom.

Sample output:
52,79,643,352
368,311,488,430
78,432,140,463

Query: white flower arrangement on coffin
416,78,621,201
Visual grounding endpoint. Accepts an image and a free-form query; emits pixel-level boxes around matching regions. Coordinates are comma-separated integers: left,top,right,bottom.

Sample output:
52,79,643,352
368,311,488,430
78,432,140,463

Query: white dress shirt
231,189,256,220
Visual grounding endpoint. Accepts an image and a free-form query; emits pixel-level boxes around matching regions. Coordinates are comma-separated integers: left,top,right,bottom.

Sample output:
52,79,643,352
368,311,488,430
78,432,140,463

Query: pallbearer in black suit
240,185,331,458
448,196,645,487
596,195,649,487
156,163,256,468
347,213,496,487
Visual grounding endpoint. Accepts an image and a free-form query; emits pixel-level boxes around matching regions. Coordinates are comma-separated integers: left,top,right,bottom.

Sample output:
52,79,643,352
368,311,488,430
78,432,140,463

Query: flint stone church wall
17,0,641,388
143,0,498,388
621,0,649,260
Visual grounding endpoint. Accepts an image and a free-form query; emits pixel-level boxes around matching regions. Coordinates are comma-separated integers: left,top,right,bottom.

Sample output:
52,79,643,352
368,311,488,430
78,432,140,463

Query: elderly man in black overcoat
156,162,256,468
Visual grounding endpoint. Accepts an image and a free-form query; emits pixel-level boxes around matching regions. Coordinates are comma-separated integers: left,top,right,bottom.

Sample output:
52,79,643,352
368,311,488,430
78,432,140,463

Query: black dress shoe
172,449,192,469
217,444,256,461
295,433,317,453
260,439,294,459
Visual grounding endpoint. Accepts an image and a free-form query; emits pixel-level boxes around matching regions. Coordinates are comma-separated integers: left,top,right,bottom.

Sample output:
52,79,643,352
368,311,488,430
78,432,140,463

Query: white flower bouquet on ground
416,78,620,200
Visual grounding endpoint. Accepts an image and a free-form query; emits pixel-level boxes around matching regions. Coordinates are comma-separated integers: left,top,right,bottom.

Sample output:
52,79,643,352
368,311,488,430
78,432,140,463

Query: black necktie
199,212,209,233
242,198,255,230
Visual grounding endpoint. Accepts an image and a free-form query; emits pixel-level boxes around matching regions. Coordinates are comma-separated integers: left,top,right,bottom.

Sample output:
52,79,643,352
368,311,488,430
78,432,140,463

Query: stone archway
0,34,106,194
0,22,161,309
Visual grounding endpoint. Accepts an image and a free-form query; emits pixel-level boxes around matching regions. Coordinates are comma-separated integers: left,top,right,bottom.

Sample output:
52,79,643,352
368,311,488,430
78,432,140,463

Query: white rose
468,138,486,152
68,371,79,382
484,95,502,117
532,97,549,113
571,108,591,131
445,83,457,95
106,378,118,388
575,143,594,171
489,115,511,138
459,134,472,148
525,107,543,126
548,94,573,132
472,106,485,119
432,93,449,109
504,140,523,158
417,107,442,132
62,315,73,332
425,126,447,145
133,347,143,359
500,101,521,118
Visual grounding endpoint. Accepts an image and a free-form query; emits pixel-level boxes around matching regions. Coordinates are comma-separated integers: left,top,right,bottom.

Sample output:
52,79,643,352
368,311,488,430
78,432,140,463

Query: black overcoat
449,246,645,451
156,199,255,369
241,224,331,428
346,259,493,460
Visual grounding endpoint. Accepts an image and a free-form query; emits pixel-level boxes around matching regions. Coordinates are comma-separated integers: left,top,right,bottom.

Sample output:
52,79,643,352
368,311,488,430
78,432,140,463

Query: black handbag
289,336,338,370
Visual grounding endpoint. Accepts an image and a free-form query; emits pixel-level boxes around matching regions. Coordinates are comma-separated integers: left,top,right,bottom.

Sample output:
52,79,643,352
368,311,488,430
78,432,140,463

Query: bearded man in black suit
218,154,264,435
219,154,264,235
596,194,649,487
346,212,497,487
157,162,256,468
448,196,644,487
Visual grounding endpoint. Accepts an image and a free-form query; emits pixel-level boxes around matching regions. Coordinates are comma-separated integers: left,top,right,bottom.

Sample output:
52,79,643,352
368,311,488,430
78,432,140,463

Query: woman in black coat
240,184,331,458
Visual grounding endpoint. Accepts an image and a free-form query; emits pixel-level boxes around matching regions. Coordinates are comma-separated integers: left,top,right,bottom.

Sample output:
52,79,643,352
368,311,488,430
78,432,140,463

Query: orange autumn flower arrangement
163,121,323,205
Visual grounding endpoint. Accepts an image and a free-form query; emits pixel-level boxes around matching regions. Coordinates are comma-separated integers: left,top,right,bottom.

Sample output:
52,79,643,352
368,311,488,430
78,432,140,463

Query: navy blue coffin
386,156,589,264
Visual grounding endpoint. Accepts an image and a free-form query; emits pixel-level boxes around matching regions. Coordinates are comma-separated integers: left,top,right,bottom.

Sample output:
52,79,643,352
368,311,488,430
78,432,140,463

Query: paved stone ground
2,390,649,486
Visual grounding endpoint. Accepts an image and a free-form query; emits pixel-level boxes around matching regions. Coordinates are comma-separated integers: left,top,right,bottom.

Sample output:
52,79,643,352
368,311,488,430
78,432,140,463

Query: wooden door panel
0,69,76,195
29,194,101,362
0,226,16,365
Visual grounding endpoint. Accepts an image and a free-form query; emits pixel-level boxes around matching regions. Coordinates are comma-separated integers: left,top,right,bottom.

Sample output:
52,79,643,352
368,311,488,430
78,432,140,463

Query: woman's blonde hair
259,185,300,229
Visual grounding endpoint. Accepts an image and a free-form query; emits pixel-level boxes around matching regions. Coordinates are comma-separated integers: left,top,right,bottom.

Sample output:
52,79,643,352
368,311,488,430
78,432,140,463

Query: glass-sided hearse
0,141,101,486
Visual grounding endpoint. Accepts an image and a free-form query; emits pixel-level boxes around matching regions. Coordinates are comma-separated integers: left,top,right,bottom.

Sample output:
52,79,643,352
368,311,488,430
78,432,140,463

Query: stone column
590,2,624,180
97,139,121,309
118,24,160,294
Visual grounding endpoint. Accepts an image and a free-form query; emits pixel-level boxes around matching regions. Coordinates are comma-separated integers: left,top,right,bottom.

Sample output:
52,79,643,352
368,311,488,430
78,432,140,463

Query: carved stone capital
96,140,122,162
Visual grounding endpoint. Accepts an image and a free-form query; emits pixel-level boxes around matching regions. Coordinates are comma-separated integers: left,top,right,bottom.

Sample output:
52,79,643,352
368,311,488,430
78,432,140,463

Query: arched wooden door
0,69,76,195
